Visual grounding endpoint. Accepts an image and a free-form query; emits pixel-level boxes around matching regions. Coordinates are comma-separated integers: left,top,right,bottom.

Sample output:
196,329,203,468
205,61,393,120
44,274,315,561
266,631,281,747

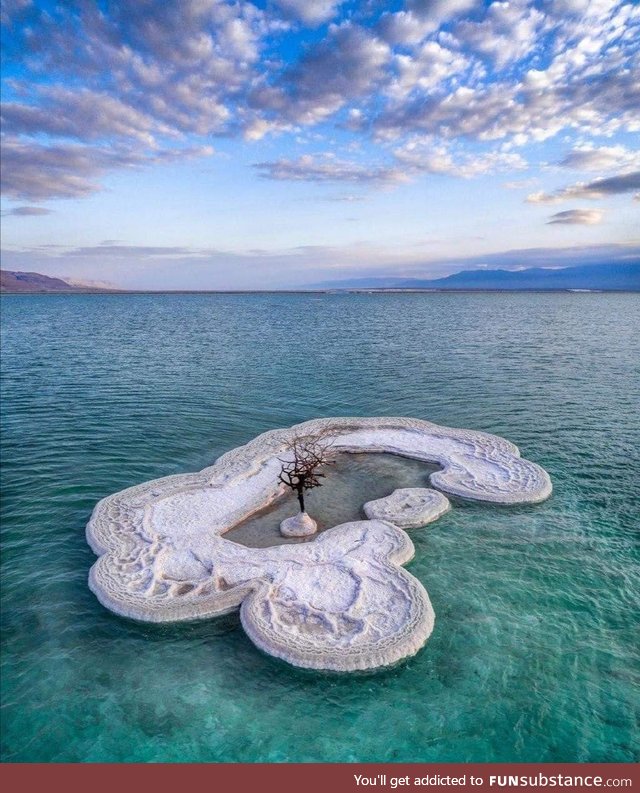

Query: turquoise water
1,292,639,763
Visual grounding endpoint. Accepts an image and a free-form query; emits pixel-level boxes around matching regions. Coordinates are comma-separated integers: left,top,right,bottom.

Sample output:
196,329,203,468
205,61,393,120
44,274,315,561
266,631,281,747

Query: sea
1,291,638,762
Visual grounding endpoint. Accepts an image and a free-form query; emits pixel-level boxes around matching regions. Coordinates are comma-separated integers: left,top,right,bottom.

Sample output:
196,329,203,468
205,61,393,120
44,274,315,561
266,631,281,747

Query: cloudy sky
1,0,639,289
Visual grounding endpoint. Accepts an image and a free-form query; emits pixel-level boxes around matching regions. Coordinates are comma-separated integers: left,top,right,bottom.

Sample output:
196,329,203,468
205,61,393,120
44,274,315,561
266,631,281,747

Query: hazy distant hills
314,262,640,291
0,270,117,293
2,261,639,293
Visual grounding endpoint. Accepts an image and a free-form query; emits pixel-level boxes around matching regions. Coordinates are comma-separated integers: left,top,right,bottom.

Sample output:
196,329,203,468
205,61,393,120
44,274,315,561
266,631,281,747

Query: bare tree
278,433,335,513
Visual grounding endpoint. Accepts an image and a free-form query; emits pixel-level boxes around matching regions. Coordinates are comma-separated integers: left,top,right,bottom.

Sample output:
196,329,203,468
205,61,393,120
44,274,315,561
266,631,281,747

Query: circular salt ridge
363,488,451,529
86,416,552,671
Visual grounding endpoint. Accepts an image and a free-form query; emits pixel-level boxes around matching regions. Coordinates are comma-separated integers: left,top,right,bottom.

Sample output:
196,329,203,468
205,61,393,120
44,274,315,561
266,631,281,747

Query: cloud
1,89,168,144
75,0,264,68
3,0,640,203
0,137,214,201
10,0,266,138
373,0,640,143
7,2,639,147
272,1,343,26
527,171,640,203
394,139,527,177
0,0,31,26
254,154,405,185
2,205,53,216
503,178,539,189
325,194,366,202
454,1,545,69
1,139,115,200
377,12,437,46
289,23,390,102
409,0,477,24
379,1,477,45
386,41,469,100
559,145,640,172
547,209,604,225
374,63,640,142
65,244,209,258
255,139,527,193
248,23,391,132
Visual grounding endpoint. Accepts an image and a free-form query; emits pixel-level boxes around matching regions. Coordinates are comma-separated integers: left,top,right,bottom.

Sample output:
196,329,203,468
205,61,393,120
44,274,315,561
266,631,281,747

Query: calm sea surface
1,292,639,762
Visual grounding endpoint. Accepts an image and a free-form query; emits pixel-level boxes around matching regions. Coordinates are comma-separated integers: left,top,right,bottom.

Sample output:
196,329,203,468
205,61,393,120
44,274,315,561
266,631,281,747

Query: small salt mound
364,488,450,529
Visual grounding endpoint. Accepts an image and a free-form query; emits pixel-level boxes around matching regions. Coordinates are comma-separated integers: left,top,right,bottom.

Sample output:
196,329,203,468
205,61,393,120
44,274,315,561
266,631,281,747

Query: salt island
86,417,552,672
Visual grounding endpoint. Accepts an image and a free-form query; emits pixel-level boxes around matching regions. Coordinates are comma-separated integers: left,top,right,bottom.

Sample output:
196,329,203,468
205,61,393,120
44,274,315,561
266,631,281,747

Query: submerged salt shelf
86,416,552,672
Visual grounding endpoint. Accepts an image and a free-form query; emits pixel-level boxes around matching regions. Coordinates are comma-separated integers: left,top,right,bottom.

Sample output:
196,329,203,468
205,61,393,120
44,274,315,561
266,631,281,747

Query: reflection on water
226,452,440,547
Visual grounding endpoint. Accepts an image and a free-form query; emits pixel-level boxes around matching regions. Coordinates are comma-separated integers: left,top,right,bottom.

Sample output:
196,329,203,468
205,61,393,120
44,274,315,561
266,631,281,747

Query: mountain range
2,262,638,293
0,270,118,293
313,262,640,291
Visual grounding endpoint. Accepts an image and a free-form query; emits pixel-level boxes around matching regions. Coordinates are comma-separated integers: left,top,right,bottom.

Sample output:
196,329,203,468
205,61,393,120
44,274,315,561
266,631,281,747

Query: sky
1,0,639,289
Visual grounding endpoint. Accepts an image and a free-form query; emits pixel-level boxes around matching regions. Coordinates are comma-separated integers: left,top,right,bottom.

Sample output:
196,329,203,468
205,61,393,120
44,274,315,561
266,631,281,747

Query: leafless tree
278,432,335,513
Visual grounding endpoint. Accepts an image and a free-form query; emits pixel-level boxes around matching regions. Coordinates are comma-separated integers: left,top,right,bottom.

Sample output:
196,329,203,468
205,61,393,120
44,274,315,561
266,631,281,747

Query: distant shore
3,263,638,294
2,288,638,295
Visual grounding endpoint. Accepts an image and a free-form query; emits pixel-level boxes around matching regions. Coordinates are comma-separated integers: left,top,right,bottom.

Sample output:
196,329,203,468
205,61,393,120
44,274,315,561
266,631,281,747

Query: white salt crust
364,488,451,529
86,417,552,671
280,512,317,537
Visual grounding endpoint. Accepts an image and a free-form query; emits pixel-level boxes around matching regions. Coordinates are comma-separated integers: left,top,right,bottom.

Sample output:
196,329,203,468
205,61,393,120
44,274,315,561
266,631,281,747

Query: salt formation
363,488,450,529
279,512,317,537
87,417,552,671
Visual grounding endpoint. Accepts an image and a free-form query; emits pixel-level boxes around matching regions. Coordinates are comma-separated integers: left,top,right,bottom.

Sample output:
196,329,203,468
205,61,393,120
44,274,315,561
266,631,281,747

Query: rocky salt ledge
86,417,552,672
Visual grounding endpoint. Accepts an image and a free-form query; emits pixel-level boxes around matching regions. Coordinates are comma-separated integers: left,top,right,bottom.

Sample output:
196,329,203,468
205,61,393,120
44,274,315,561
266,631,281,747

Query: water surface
1,292,638,762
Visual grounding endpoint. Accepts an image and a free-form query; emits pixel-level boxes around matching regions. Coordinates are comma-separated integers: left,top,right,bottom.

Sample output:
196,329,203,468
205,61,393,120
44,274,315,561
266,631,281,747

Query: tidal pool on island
227,453,441,548
1,291,639,762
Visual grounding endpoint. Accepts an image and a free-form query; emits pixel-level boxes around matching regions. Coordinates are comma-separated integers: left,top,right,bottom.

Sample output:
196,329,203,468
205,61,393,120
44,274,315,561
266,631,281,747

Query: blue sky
1,0,639,289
